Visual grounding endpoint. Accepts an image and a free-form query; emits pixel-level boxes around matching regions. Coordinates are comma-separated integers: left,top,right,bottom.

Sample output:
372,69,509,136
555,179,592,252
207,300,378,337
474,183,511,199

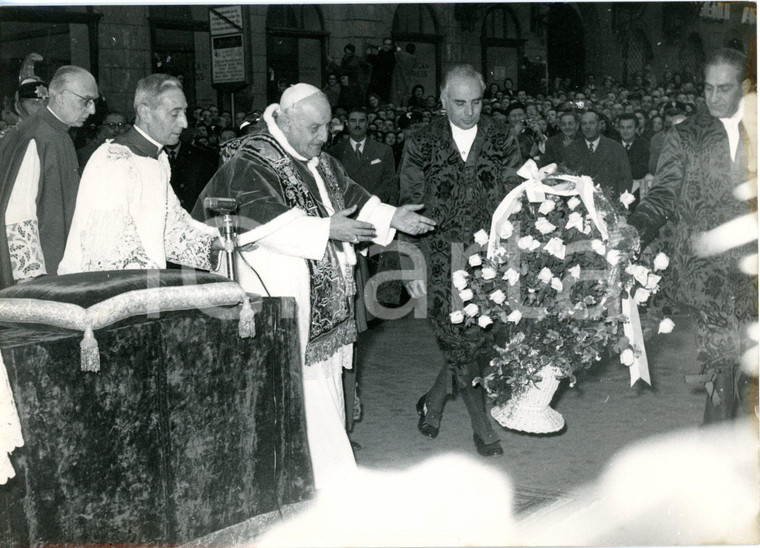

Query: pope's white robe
205,104,396,489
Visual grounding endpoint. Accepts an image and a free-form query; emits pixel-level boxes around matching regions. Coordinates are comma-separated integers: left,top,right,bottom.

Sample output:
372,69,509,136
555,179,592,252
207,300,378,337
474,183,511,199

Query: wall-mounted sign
209,6,248,86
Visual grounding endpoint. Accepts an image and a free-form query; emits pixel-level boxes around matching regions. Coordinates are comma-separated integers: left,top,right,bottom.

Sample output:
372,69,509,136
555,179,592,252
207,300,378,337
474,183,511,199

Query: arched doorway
391,4,441,101
481,6,523,91
266,5,326,103
546,4,584,90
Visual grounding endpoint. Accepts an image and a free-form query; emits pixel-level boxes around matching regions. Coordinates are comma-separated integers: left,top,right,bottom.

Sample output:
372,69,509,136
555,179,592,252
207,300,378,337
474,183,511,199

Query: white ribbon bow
487,160,608,258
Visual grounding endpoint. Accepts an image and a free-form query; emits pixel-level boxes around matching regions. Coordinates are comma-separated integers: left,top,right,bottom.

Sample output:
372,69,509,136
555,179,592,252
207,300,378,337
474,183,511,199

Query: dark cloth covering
0,298,312,545
0,108,79,288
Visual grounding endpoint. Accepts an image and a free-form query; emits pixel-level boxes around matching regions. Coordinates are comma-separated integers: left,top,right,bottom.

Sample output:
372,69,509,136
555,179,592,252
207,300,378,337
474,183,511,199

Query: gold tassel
238,295,255,338
80,326,100,373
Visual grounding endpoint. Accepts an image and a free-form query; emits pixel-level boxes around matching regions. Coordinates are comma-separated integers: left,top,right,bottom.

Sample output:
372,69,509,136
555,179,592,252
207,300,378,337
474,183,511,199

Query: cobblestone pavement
351,313,708,497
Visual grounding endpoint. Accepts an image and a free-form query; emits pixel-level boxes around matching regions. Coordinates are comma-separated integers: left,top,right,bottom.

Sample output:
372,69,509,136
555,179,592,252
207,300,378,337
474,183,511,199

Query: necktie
588,142,595,153
625,142,631,151
355,143,362,160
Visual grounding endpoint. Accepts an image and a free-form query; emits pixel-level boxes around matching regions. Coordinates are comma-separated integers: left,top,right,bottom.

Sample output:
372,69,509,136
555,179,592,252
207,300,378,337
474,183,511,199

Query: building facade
0,3,756,118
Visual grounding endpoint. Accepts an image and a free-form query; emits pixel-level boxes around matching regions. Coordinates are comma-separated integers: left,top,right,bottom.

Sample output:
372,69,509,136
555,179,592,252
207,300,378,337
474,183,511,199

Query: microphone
204,197,238,281
204,196,238,214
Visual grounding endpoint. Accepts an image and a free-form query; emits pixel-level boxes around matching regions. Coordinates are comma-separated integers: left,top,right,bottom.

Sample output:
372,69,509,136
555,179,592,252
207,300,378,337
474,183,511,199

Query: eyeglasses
64,89,98,109
103,122,127,128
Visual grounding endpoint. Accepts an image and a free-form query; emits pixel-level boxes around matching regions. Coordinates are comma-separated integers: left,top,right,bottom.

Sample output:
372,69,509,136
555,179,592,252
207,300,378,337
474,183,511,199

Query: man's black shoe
416,394,439,439
473,433,503,457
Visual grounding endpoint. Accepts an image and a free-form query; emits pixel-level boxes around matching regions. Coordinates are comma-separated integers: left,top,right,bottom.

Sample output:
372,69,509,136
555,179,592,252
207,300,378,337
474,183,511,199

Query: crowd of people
0,43,754,497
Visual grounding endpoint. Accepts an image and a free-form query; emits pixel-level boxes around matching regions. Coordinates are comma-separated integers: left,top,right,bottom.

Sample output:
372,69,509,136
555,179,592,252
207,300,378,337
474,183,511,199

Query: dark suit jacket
622,136,650,180
565,135,632,196
329,138,397,204
168,142,219,212
539,134,578,167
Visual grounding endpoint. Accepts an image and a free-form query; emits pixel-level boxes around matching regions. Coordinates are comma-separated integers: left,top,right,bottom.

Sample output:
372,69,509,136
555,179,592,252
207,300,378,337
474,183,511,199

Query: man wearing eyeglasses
76,112,130,172
0,65,98,288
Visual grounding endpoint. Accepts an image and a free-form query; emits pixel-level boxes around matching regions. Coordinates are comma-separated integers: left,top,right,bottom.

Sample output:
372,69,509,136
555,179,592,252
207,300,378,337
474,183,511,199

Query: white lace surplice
58,143,219,274
5,140,46,280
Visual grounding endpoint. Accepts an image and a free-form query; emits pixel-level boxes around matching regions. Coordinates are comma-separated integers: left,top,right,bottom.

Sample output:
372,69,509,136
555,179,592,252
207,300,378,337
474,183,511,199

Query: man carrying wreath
399,65,522,456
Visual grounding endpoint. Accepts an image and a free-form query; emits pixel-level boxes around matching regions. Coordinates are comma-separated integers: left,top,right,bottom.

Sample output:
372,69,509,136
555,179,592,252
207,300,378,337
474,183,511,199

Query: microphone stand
221,212,237,282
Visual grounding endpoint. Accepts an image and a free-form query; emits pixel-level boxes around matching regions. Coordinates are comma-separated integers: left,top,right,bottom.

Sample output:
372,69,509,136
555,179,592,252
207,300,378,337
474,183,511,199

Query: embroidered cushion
0,269,254,371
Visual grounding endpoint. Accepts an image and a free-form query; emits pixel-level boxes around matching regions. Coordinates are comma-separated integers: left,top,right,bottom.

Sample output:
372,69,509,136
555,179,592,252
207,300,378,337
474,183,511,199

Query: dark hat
17,78,47,100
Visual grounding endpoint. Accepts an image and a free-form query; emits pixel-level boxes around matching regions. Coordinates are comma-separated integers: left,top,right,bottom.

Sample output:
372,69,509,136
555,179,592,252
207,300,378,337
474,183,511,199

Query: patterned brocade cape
399,116,523,370
195,128,374,365
629,111,757,373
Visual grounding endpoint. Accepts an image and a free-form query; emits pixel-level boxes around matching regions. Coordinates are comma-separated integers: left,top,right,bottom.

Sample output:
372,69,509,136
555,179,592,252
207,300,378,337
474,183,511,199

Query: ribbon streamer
622,295,651,386
488,159,608,258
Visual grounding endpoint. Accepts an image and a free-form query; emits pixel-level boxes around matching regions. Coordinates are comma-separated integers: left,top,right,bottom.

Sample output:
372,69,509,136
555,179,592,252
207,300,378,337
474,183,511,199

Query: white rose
468,254,483,267
478,315,493,328
518,235,535,250
634,287,651,303
565,211,584,232
625,264,650,286
653,252,670,271
499,220,514,239
535,217,556,235
503,268,520,286
538,200,556,215
449,310,465,324
538,267,553,284
544,237,566,260
591,239,606,255
464,303,479,317
569,264,581,279
551,277,563,292
658,317,675,334
459,288,474,302
482,266,497,280
567,196,581,210
645,273,662,290
489,289,506,304
452,270,469,290
507,310,522,323
620,348,634,366
606,249,621,265
474,229,489,246
619,190,636,209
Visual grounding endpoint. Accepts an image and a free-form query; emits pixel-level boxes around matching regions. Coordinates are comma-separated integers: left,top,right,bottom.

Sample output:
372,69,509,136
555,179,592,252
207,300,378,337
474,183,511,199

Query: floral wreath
450,160,673,405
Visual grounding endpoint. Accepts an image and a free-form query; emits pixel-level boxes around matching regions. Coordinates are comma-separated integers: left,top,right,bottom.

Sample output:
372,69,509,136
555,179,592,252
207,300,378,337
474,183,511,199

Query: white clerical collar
719,99,744,161
263,103,318,166
349,137,366,152
47,106,67,125
134,125,164,154
449,122,478,161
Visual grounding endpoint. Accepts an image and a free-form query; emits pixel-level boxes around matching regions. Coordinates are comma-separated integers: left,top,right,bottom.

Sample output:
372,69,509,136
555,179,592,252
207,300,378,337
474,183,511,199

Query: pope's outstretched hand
391,204,436,236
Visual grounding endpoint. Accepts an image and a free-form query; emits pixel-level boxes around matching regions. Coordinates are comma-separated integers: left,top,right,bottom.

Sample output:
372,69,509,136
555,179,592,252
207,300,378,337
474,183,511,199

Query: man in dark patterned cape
399,65,522,457
628,48,757,423
195,83,435,490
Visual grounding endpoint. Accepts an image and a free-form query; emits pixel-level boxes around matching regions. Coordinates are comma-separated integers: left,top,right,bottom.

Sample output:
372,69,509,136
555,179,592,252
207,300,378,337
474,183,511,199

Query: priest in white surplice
195,84,436,489
58,74,222,274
